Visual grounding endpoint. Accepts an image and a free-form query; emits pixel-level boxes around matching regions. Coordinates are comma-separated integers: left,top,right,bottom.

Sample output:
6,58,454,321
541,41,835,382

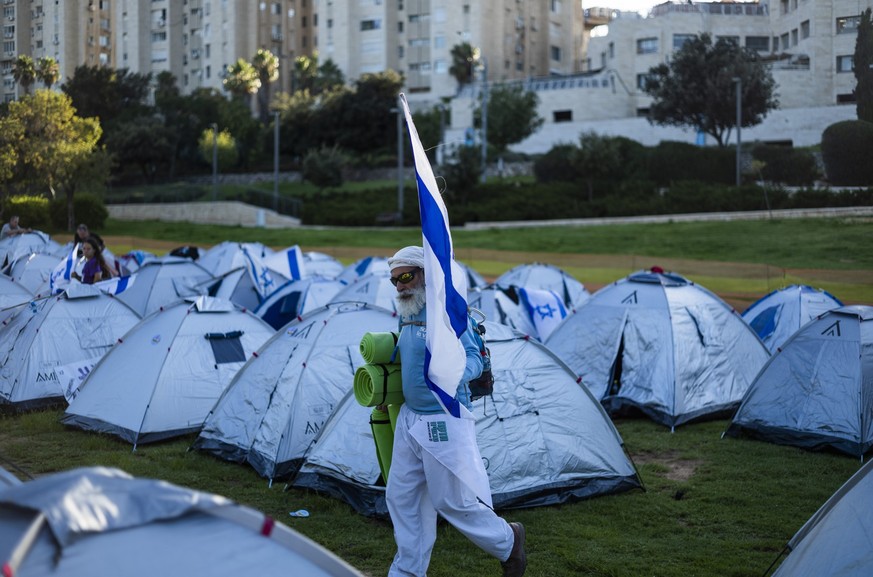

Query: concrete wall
107,201,301,229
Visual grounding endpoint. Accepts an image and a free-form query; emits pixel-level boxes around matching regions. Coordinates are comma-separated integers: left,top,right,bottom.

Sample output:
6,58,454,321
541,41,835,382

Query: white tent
0,285,141,410
770,458,873,577
255,276,347,330
329,272,398,313
742,284,843,352
726,305,873,457
0,232,61,269
546,269,770,428
294,322,642,517
0,274,33,309
494,262,590,308
467,286,536,337
0,466,364,577
115,255,213,317
336,256,390,284
198,241,274,276
6,253,60,296
303,251,344,279
62,297,274,446
194,302,399,481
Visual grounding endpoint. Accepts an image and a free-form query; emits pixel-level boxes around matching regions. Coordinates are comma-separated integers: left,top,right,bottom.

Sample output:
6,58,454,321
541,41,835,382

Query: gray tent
294,322,641,517
62,297,274,446
0,466,364,577
770,458,873,577
726,305,873,457
116,256,213,317
0,285,141,410
494,262,590,308
742,284,843,352
194,302,399,481
546,269,770,428
329,272,398,313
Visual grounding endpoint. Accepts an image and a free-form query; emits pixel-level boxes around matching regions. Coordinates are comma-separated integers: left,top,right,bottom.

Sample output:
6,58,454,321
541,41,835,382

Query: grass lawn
4,215,868,576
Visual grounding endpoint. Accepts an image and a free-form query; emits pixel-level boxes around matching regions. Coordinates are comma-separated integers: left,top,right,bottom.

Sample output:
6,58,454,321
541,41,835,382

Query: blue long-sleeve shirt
398,307,484,414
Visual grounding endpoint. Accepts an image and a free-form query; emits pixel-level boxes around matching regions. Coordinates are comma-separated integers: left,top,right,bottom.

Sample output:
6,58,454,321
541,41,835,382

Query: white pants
386,404,514,577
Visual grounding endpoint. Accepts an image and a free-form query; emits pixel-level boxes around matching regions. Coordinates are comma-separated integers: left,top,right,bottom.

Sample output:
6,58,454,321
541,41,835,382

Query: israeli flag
518,287,568,341
49,243,78,294
264,244,307,281
95,274,135,296
400,94,469,419
242,245,277,300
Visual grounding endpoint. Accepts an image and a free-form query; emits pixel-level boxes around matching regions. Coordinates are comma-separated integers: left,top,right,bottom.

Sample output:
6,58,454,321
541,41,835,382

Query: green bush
821,120,873,185
662,181,786,213
647,142,735,185
533,144,578,183
49,193,109,231
751,144,820,186
1,195,51,231
302,146,346,189
440,145,482,204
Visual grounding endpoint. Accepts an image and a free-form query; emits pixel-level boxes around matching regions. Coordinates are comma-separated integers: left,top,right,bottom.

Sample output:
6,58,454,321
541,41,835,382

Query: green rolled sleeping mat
370,406,394,483
353,363,403,406
360,331,400,364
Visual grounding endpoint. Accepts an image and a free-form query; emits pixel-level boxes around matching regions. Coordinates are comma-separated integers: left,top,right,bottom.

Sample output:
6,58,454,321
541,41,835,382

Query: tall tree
252,48,280,123
223,58,261,104
449,43,480,92
11,55,37,96
483,84,543,153
0,90,104,228
644,33,778,147
314,58,345,95
62,65,152,142
293,53,319,93
573,132,623,202
36,56,60,89
335,70,404,155
855,8,873,123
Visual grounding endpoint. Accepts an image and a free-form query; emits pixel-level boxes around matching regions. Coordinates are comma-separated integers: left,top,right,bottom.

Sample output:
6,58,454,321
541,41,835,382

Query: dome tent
293,322,641,517
494,262,590,308
546,269,770,429
62,296,274,446
115,256,214,317
726,305,873,457
742,284,843,352
328,272,398,313
769,457,873,577
254,275,347,330
194,302,399,481
0,284,141,410
0,466,364,577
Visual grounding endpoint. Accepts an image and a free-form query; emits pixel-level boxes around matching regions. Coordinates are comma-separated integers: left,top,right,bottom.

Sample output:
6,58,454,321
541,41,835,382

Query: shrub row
1,193,108,232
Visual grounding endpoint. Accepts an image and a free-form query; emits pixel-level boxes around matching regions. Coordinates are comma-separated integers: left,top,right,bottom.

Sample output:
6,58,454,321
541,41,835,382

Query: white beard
395,285,426,318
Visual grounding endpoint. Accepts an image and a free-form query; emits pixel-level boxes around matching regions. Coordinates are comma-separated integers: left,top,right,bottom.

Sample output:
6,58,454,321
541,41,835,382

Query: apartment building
448,0,871,151
2,0,584,107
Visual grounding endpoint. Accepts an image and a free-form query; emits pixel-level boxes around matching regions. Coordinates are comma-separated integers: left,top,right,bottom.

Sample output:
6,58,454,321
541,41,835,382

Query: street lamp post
211,123,218,201
733,77,742,188
273,111,280,211
480,57,488,184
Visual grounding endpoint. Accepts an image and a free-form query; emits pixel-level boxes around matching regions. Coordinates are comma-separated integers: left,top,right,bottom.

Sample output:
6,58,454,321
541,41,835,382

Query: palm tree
252,48,279,123
449,42,480,93
314,58,345,95
293,53,318,93
36,56,61,89
222,58,261,106
11,55,37,96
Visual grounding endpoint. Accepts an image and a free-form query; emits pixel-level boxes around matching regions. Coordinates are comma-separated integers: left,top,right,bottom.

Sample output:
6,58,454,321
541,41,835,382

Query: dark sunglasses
390,269,421,286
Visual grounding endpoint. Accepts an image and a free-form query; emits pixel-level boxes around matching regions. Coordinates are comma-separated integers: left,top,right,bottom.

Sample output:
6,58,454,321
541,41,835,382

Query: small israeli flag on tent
264,244,306,281
519,287,567,341
49,243,78,294
95,274,135,296
400,93,469,419
242,245,276,300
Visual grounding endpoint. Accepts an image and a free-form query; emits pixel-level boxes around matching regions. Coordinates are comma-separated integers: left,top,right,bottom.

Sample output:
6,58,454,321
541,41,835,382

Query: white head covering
387,245,424,272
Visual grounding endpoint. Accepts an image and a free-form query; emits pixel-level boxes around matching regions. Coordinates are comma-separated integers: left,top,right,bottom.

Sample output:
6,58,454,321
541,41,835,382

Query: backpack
468,309,494,400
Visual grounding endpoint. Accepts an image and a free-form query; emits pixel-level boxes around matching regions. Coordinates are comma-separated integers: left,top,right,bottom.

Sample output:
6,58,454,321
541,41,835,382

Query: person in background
71,237,111,284
73,223,89,246
1,215,31,239
384,245,527,577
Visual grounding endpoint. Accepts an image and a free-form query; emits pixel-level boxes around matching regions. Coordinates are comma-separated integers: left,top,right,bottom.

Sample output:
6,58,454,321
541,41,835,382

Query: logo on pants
428,421,448,442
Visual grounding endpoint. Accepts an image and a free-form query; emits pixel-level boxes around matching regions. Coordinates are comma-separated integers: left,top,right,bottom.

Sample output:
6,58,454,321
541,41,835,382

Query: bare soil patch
631,451,702,482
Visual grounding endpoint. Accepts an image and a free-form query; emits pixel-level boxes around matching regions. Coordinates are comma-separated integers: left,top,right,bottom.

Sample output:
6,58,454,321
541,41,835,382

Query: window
409,38,428,47
743,36,768,53
434,59,447,73
398,45,404,58
553,110,572,122
151,31,167,42
801,20,810,39
206,331,246,364
673,34,694,50
271,2,280,15
434,7,445,22
636,37,657,54
836,15,861,34
772,36,779,51
361,18,381,30
636,73,653,90
551,0,561,14
398,22,403,32
836,55,853,73
780,32,789,49
791,28,798,46
434,35,445,49
609,41,614,58
550,45,561,61
301,15,307,27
